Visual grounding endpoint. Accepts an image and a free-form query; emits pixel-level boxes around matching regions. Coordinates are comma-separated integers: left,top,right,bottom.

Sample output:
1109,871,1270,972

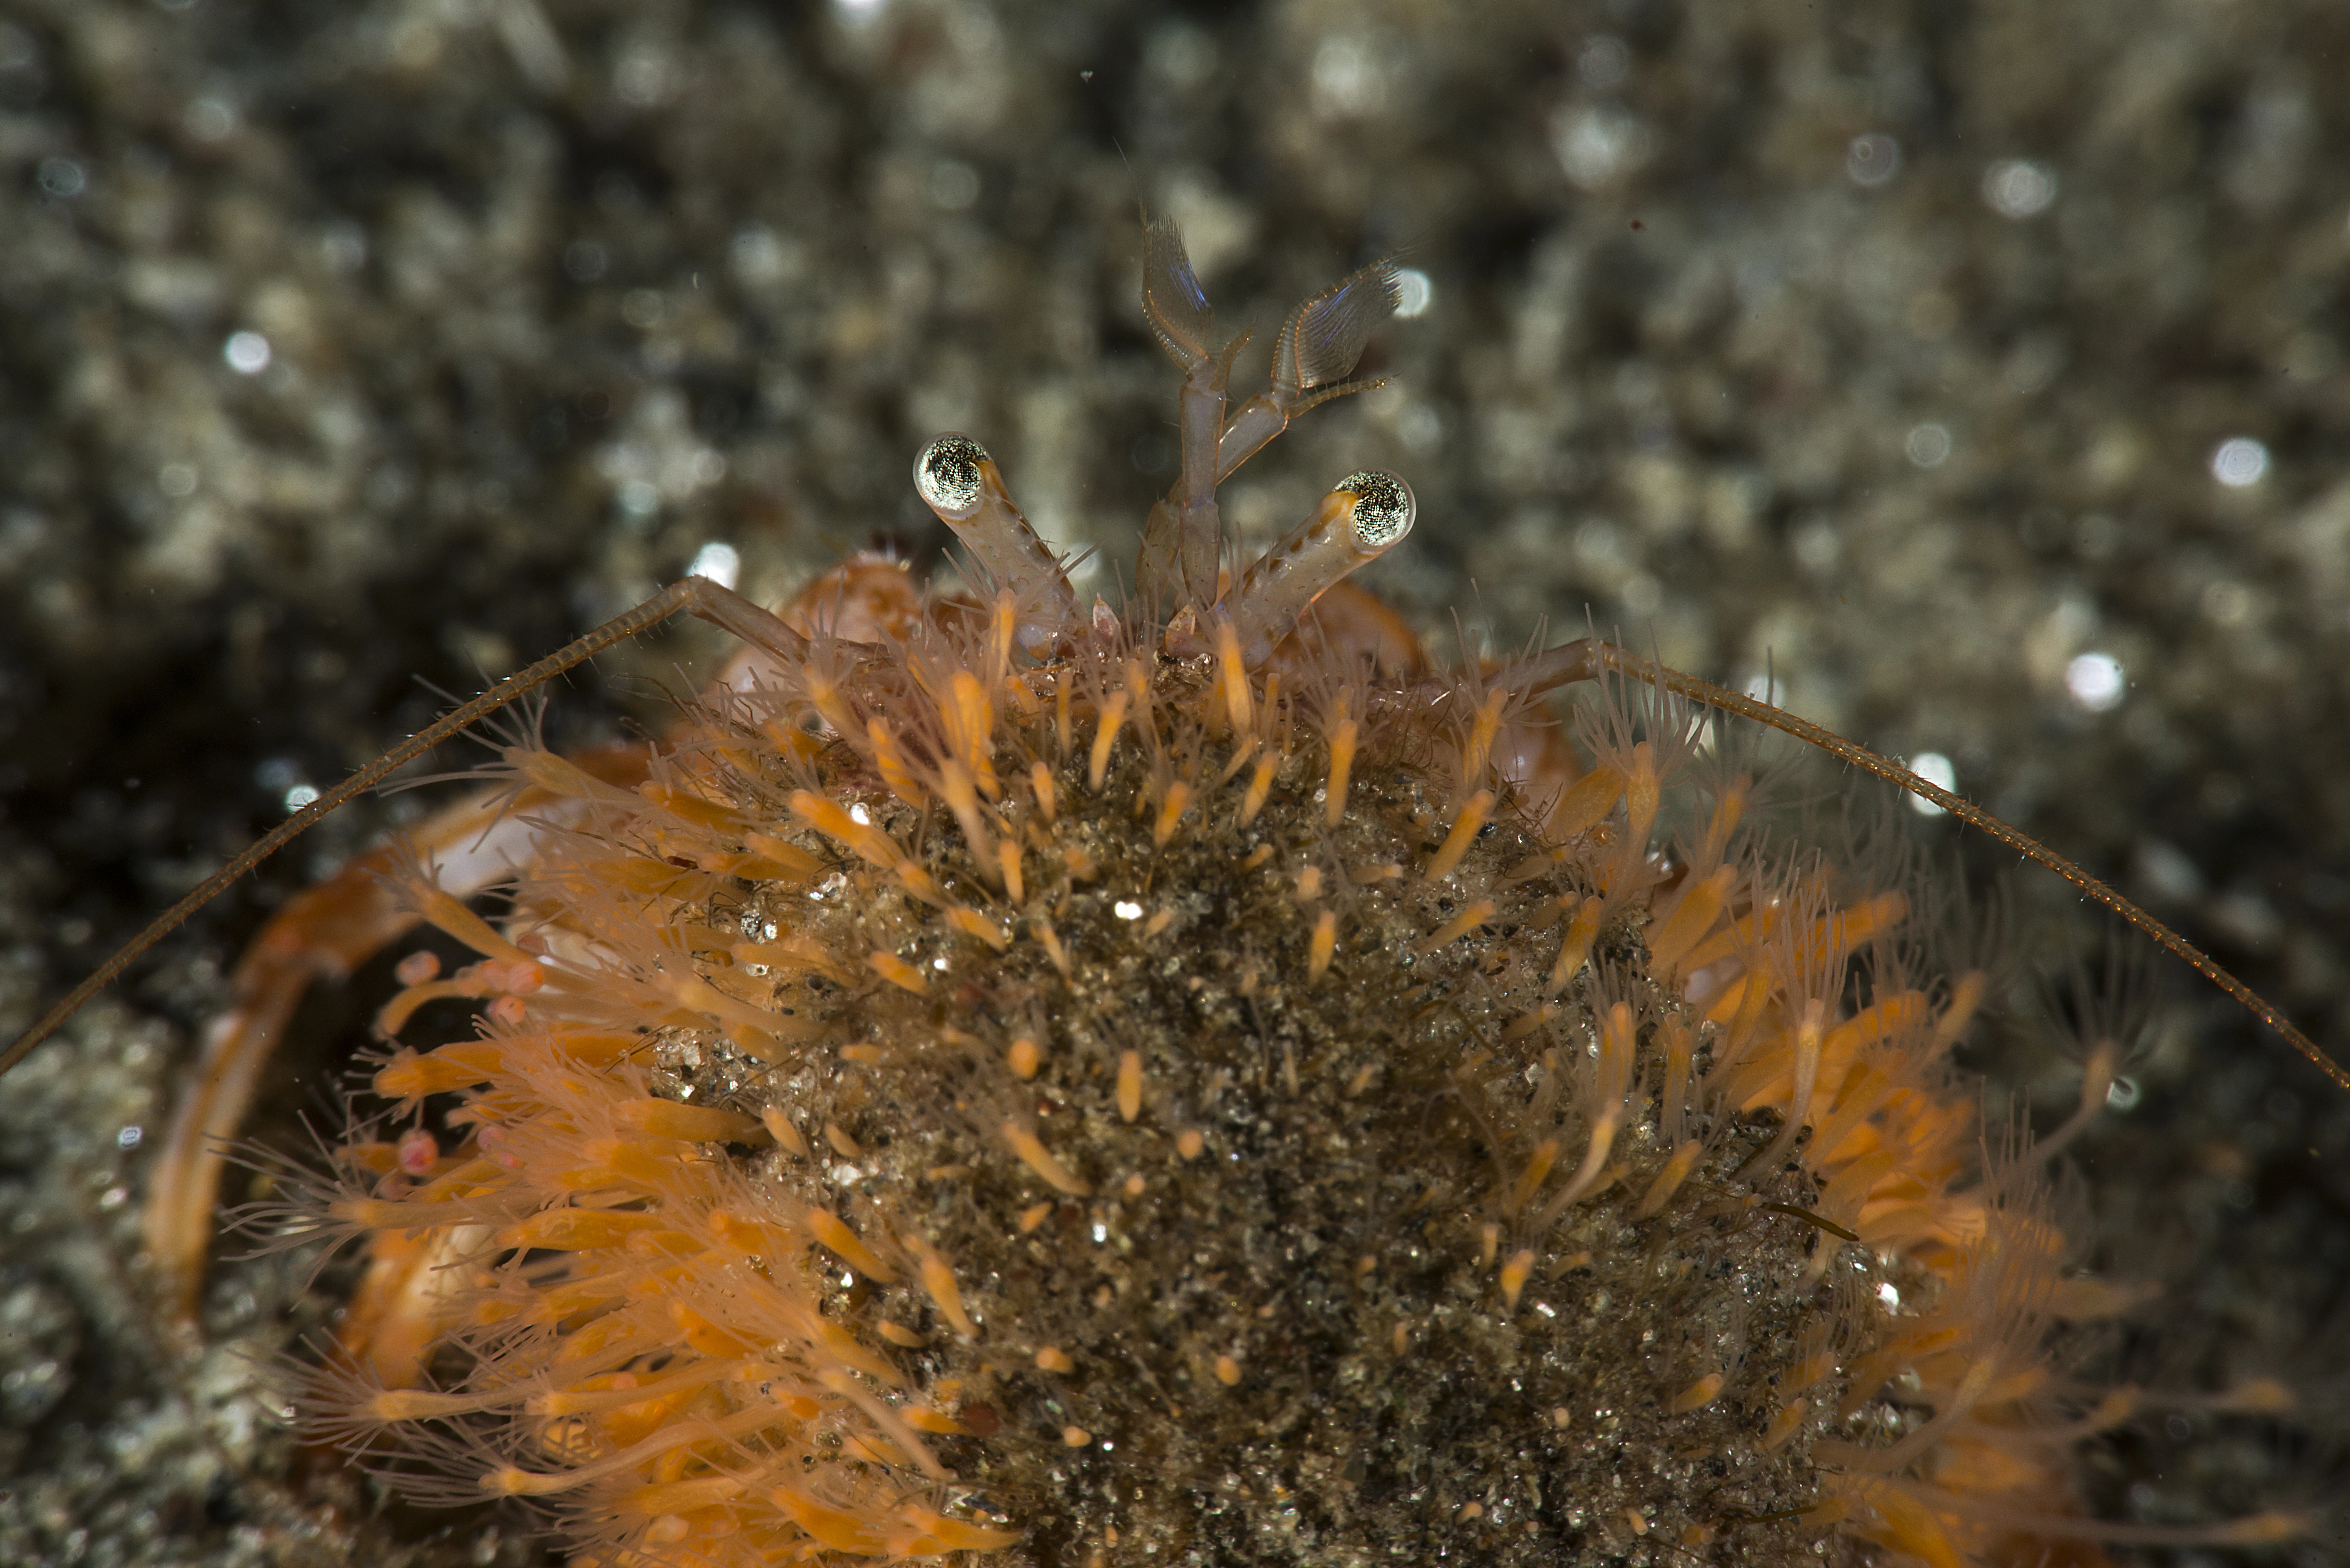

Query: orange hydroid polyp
289,621,2300,1567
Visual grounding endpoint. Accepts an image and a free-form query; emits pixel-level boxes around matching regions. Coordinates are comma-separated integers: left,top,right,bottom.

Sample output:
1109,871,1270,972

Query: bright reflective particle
614,48,671,107
224,331,272,374
688,540,740,589
1392,268,1434,319
1553,104,1648,191
1905,423,1952,467
1311,36,1389,117
2209,436,2270,488
1982,159,2058,220
730,226,784,285
1846,133,1900,188
1903,752,1955,817
284,782,321,812
184,97,236,141
1577,35,1629,88
2064,652,2126,712
37,157,84,197
320,222,367,274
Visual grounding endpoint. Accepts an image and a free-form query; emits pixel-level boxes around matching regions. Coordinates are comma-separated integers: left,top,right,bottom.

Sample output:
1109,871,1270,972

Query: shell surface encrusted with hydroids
5,6,2348,1566
321,604,2033,1567
270,221,2300,1566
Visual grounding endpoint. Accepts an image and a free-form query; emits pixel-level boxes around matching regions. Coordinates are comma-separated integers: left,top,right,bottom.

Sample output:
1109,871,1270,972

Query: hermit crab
6,219,2335,1567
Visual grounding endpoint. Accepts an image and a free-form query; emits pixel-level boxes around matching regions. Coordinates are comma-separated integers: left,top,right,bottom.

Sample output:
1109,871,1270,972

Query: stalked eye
913,434,988,518
1335,469,1414,549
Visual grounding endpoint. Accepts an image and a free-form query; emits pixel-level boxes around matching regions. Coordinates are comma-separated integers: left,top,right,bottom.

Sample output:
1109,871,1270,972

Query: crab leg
1227,470,1416,667
140,569,871,1318
142,775,637,1317
1133,217,1232,610
911,435,1077,653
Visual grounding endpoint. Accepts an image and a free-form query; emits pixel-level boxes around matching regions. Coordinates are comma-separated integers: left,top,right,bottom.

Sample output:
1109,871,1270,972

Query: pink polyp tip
394,950,442,985
395,1126,441,1175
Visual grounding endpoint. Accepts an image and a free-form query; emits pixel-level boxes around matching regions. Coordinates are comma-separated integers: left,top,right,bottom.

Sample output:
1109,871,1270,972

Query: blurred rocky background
1,0,2346,1562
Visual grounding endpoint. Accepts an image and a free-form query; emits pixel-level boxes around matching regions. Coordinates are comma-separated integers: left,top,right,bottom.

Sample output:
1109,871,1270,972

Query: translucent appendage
1217,258,1405,483
913,435,1078,651
1227,470,1416,666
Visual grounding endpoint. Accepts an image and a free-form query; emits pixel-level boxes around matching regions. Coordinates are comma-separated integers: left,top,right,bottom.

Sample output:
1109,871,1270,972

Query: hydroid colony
269,226,2303,1566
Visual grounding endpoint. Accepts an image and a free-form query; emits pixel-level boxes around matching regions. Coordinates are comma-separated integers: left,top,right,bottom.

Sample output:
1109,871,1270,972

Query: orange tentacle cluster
273,590,2311,1566
170,226,2309,1567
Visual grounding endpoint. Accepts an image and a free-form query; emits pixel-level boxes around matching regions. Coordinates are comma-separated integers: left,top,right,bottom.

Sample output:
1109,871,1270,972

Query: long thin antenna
0,577,807,1083
1502,636,2347,1094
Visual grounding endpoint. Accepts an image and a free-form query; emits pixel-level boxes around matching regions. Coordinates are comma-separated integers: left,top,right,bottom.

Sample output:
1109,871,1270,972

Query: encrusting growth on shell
259,222,2313,1568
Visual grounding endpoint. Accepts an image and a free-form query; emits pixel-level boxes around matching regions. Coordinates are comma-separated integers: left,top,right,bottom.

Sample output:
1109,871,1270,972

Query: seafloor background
1,1,2347,1564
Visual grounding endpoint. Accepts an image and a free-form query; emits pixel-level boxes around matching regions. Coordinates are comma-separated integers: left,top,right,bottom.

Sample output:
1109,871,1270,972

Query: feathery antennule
1140,214,1214,365
1217,256,1406,482
1281,257,1406,394
1134,215,1229,607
